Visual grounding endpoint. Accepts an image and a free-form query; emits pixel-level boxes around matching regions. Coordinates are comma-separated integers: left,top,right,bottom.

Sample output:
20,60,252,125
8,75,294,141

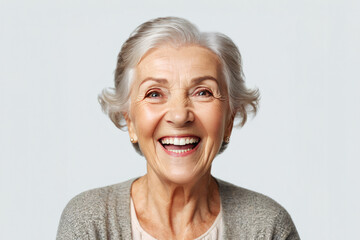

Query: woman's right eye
146,91,162,98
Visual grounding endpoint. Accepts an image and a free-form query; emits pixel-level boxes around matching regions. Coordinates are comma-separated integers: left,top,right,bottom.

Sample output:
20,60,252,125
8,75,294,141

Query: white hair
98,17,259,154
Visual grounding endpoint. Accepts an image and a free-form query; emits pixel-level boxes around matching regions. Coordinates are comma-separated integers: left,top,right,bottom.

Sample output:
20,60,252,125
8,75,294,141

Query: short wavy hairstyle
99,17,259,154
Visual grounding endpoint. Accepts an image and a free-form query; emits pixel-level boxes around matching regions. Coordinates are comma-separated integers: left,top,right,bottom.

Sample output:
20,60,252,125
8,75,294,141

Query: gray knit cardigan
56,178,300,239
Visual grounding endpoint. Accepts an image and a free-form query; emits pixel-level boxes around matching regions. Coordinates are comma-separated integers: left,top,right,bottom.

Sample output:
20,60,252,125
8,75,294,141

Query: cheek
195,102,227,139
132,104,164,138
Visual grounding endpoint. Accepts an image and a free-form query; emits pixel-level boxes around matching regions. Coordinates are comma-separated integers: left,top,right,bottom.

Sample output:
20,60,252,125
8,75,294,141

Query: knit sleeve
56,194,90,240
273,208,300,240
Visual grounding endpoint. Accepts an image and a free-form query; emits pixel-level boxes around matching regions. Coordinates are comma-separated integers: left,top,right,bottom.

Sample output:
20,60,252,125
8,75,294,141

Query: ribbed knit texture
56,178,300,240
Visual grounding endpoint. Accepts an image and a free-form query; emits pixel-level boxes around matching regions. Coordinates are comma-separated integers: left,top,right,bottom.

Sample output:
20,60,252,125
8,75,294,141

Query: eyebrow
139,75,219,86
191,75,219,85
139,77,168,86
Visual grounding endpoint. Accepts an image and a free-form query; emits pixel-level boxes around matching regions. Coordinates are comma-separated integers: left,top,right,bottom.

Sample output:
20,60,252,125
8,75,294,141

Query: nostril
165,110,194,126
164,104,194,126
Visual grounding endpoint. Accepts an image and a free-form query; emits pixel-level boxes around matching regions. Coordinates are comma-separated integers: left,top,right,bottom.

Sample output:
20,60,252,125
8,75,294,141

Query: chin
161,167,209,186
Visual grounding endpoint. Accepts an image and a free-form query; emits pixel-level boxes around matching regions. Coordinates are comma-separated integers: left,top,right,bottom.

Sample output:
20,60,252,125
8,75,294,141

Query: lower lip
160,141,200,157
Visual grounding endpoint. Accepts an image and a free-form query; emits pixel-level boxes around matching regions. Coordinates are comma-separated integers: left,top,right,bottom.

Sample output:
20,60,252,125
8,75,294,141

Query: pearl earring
224,136,230,143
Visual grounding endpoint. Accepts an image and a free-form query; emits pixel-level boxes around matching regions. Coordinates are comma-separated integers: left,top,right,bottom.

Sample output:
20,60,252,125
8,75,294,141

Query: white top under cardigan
130,198,224,240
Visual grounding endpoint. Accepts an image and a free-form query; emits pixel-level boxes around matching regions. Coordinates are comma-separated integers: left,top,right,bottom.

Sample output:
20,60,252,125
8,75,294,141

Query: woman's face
126,46,234,184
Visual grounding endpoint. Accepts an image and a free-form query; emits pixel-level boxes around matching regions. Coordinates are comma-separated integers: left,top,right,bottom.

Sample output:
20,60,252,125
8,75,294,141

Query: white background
1,0,359,239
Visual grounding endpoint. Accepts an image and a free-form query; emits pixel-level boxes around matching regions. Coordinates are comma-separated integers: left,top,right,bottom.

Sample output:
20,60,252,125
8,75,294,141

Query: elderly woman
57,17,300,240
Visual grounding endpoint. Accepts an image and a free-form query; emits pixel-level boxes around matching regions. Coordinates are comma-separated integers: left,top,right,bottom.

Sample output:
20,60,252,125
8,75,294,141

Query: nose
164,95,194,127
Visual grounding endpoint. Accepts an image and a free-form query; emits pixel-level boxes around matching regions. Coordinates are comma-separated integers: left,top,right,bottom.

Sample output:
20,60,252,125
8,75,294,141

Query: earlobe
123,112,138,143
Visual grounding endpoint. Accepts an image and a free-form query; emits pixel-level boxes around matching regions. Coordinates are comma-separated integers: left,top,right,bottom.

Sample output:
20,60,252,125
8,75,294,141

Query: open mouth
159,136,200,154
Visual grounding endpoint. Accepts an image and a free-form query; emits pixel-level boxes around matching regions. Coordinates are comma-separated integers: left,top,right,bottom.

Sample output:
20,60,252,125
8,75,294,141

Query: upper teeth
161,137,199,145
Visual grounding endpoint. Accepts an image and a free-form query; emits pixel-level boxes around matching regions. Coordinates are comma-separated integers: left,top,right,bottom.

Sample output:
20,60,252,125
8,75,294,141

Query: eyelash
194,88,213,97
145,89,162,98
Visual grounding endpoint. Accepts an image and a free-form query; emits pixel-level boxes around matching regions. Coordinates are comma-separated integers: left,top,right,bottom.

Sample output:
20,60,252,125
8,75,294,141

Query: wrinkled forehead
134,45,225,88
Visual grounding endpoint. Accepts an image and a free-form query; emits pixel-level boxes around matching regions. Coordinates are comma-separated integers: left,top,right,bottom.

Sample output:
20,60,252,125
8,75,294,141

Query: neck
131,170,220,239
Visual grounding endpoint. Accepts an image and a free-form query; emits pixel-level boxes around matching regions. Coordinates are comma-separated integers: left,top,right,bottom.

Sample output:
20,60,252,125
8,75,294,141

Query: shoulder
217,179,300,239
56,178,135,240
218,178,284,215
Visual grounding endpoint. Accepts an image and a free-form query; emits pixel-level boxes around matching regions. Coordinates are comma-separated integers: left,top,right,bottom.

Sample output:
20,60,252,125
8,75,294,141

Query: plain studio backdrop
1,0,359,239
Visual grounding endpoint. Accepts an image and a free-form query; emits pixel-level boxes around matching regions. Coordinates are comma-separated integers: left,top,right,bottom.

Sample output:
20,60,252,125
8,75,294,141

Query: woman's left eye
196,89,213,97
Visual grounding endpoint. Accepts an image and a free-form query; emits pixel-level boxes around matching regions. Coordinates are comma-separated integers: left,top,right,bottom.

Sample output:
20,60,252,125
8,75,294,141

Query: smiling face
126,45,234,185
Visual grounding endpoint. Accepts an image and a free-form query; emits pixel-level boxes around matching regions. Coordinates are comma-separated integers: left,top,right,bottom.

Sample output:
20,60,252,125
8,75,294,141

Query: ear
123,112,138,143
